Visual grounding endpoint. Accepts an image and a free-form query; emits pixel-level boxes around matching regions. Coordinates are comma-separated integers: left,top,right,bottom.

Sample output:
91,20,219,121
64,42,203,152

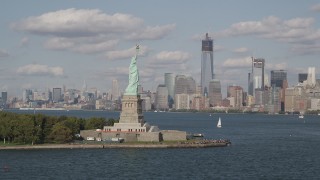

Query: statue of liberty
125,45,140,95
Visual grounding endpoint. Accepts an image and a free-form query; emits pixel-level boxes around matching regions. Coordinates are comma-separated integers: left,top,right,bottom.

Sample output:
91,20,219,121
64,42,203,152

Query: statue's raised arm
124,45,140,95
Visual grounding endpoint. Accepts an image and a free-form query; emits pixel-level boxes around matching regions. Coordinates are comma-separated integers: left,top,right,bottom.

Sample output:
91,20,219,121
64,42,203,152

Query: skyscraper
155,84,168,110
208,79,222,107
175,75,196,95
270,70,287,112
227,85,243,109
164,73,175,108
112,79,119,101
201,33,214,96
307,67,316,87
298,73,308,83
249,57,265,97
271,70,287,88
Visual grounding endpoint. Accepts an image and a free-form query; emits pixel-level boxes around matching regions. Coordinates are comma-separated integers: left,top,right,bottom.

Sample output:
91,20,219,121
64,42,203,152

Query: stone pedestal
119,95,144,124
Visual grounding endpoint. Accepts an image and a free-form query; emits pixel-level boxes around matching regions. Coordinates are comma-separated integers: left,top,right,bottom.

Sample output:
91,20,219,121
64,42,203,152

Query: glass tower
250,57,265,97
201,33,214,96
270,70,287,88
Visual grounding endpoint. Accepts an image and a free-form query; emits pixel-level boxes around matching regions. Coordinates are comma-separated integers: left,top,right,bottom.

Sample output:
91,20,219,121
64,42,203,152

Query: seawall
0,142,230,150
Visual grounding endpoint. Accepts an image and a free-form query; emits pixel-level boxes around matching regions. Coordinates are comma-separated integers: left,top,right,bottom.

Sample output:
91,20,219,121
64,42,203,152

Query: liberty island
0,45,231,150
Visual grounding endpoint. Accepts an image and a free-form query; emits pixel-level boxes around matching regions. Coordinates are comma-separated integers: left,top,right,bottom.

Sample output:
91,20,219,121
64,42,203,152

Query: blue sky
1,0,320,97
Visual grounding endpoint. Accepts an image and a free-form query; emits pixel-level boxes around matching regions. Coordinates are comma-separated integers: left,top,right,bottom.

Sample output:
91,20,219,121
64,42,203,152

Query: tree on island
0,111,118,145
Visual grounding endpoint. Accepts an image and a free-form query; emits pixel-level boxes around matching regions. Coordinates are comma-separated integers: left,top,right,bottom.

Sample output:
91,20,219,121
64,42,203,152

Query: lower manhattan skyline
1,1,320,97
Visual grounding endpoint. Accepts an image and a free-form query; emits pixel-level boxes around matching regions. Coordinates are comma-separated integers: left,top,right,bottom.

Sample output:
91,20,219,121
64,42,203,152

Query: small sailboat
217,117,222,128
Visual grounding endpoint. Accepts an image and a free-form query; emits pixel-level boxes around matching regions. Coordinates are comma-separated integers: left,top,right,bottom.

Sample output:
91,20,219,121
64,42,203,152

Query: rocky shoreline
0,141,231,150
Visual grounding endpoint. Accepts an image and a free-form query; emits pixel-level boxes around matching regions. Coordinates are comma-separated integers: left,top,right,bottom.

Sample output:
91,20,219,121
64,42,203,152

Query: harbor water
1,110,320,179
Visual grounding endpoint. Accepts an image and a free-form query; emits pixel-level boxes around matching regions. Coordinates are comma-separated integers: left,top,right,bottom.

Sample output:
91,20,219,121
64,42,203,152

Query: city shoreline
0,141,230,150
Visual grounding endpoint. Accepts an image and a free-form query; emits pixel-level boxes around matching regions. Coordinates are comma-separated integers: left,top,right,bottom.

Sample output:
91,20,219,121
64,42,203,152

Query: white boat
192,133,204,138
217,117,222,128
298,115,304,119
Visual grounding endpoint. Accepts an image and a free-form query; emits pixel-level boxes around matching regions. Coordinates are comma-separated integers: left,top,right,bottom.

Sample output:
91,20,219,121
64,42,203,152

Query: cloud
214,45,226,52
17,64,64,77
146,51,191,70
222,56,252,68
290,43,320,55
126,24,176,40
211,16,320,55
233,47,249,53
154,51,191,62
0,49,9,58
11,8,143,37
217,16,315,39
311,3,320,12
266,62,287,70
44,37,118,54
11,8,175,54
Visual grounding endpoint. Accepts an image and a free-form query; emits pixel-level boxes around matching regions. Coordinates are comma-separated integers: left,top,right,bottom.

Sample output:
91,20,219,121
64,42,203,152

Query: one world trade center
201,33,214,96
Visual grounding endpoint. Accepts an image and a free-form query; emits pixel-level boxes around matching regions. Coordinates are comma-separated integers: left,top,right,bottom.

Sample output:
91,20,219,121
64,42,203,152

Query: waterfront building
246,95,255,107
310,98,320,111
209,79,222,107
191,96,209,110
227,97,235,107
221,98,231,107
268,85,281,114
52,88,62,103
155,84,168,110
254,89,264,106
201,33,214,96
175,93,191,110
284,85,307,113
227,85,243,109
164,73,175,108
